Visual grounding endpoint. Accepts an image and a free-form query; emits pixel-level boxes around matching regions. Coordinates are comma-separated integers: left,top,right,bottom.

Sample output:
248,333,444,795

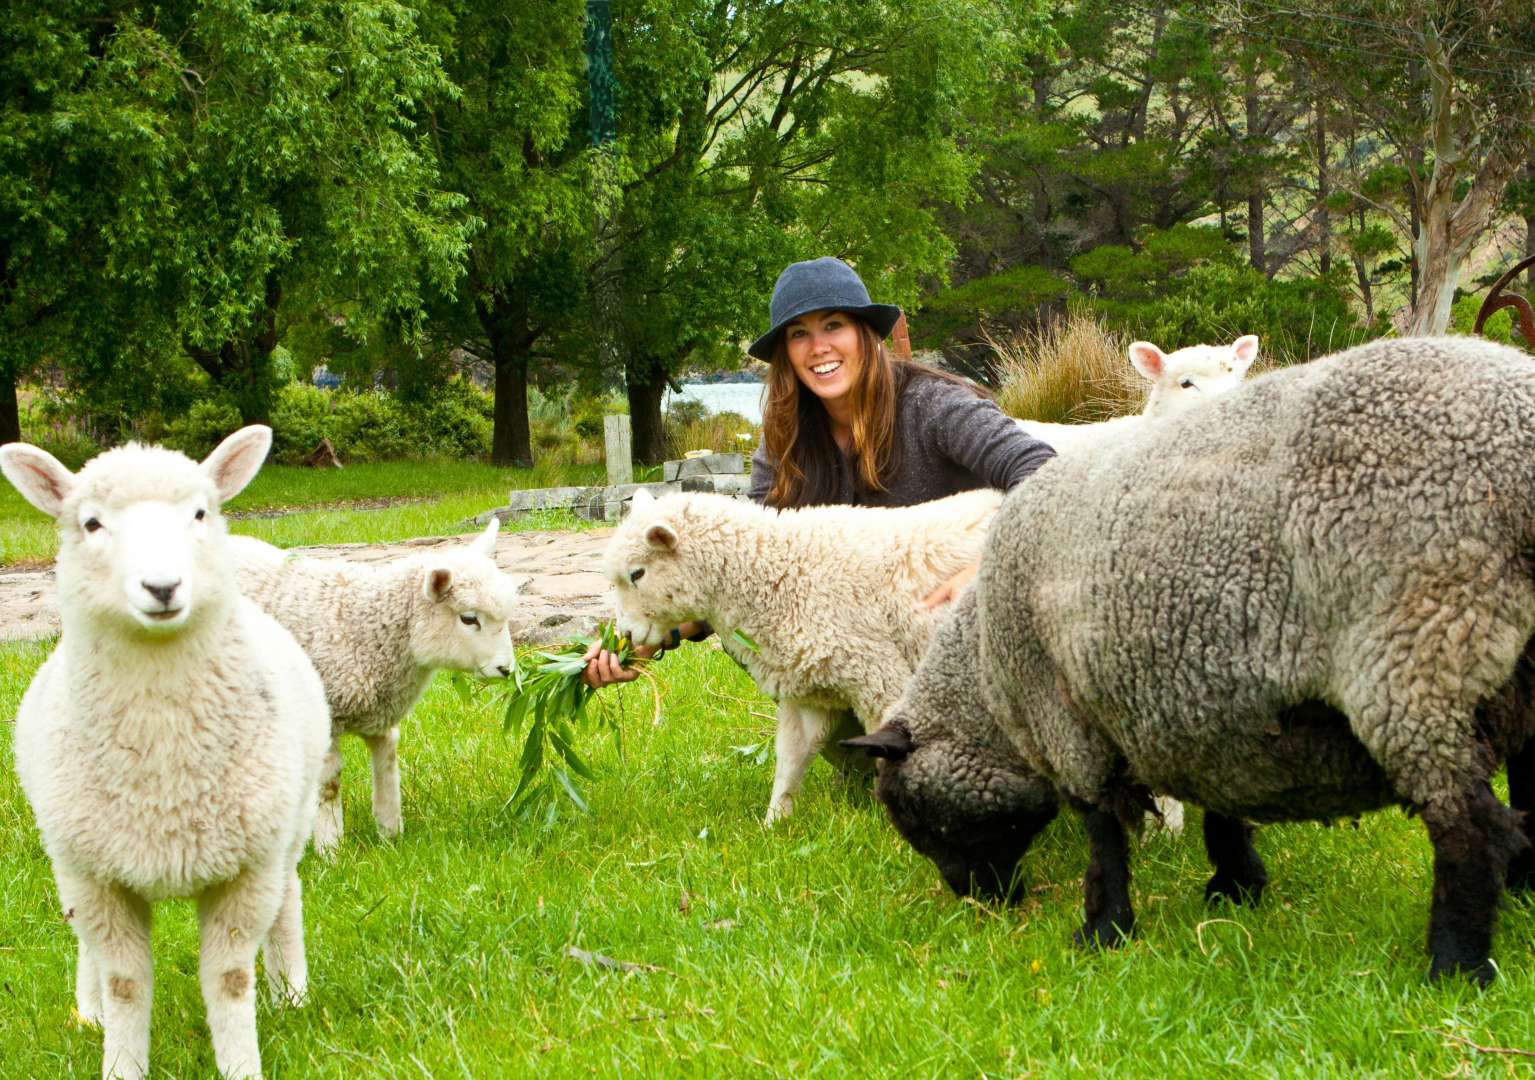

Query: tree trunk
1245,85,1266,276
1315,97,1331,276
188,274,282,426
492,353,531,467
477,289,535,467
0,364,18,445
625,355,668,466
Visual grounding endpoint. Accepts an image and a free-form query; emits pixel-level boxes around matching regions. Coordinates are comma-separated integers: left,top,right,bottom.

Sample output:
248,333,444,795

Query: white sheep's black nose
496,665,511,677
143,581,181,607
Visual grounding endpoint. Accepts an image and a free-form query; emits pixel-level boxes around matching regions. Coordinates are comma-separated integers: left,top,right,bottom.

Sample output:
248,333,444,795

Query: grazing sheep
603,485,1003,823
2,427,330,1079
1015,335,1258,456
847,337,1535,984
229,519,519,856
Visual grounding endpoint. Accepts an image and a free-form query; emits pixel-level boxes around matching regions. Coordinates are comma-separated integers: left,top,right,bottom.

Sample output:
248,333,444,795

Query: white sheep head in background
407,517,519,677
1133,334,1259,418
0,426,271,638
602,488,700,649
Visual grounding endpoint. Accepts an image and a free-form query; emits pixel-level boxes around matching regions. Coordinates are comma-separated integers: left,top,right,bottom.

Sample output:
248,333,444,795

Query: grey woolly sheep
847,336,1535,984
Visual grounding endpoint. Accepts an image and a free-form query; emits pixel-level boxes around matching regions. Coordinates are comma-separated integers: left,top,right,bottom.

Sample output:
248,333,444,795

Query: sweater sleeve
748,439,773,504
924,379,1057,490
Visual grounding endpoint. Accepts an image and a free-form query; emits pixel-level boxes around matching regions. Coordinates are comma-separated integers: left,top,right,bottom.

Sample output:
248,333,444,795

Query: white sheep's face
409,521,519,678
1132,334,1259,419
0,426,270,636
601,490,701,649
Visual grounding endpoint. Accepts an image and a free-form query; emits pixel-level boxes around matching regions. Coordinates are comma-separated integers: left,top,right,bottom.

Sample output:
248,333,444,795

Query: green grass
0,461,605,566
5,639,1535,1076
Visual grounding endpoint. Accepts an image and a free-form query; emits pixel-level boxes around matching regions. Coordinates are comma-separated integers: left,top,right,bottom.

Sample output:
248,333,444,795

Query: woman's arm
924,379,1056,490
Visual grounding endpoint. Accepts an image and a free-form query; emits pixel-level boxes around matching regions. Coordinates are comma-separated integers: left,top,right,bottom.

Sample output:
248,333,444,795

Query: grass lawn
4,638,1535,1077
0,461,606,567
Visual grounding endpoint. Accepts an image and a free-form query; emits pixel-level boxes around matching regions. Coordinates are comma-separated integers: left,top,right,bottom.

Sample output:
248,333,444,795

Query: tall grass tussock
991,313,1143,424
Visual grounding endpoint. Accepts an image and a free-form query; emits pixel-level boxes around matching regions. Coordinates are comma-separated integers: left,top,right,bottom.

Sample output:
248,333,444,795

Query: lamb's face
601,493,702,648
1133,334,1259,419
846,720,1059,902
409,522,519,677
0,431,272,637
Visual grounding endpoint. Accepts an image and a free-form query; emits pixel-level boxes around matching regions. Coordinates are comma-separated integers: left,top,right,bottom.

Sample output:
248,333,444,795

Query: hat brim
747,302,903,360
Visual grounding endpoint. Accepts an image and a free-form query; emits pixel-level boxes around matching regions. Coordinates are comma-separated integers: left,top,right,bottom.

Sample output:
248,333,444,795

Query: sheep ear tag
841,725,913,762
0,444,74,519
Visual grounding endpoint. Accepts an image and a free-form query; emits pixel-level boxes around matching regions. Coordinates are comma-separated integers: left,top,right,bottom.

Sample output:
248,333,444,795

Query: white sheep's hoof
268,978,308,1009
763,799,793,827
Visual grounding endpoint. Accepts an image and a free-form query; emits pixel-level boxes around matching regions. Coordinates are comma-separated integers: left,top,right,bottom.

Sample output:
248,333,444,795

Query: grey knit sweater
748,373,1056,506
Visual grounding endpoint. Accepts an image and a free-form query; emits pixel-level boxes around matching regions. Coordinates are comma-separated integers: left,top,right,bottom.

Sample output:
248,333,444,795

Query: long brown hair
761,315,978,508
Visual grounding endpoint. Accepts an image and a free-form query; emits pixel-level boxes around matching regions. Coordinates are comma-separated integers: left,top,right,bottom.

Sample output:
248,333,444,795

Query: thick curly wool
604,486,1002,821
1016,335,1257,456
867,336,1535,982
230,521,519,856
3,428,330,1079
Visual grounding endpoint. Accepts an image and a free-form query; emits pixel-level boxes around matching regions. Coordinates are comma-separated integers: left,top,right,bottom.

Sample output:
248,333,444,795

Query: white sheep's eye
83,517,102,533
194,508,206,521
629,568,645,584
1179,378,1196,390
460,613,481,628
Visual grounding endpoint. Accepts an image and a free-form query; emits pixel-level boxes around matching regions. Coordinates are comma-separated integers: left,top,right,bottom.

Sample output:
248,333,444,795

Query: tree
2,0,475,439
1248,1,1535,334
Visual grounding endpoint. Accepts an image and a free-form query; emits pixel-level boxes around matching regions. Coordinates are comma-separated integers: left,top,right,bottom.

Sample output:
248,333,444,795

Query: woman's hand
921,562,979,610
581,639,657,689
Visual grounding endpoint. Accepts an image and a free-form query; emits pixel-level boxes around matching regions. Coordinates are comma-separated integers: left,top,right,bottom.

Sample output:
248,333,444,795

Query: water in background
664,382,766,424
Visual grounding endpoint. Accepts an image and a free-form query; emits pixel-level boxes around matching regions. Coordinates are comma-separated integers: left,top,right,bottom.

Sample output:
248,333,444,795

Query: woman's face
783,310,862,407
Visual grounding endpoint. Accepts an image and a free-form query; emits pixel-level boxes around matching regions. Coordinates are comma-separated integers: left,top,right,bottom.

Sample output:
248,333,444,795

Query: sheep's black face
844,723,1059,903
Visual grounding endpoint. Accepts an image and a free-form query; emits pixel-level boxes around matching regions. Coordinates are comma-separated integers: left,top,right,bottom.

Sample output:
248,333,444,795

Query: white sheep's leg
57,870,153,1080
363,727,403,841
260,868,307,1007
312,736,345,858
197,868,286,1080
73,934,102,1027
765,702,831,826
1150,796,1185,836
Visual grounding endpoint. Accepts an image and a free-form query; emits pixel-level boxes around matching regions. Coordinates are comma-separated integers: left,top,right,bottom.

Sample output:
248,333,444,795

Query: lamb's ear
841,723,913,763
631,487,656,511
470,517,499,557
1127,341,1166,380
0,443,74,519
646,521,678,551
1230,334,1260,373
203,425,272,503
424,567,454,602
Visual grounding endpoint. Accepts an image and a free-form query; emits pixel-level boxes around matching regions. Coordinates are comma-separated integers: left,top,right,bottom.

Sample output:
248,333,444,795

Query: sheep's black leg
1505,740,1535,892
1072,800,1134,949
1202,811,1267,906
1424,785,1524,986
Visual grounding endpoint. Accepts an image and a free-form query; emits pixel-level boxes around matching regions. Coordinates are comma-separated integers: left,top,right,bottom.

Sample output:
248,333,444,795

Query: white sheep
603,485,1003,823
1,426,330,1080
1015,335,1259,455
229,520,519,856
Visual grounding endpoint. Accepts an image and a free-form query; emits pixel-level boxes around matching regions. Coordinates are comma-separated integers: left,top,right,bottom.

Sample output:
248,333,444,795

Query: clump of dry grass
664,410,760,461
991,312,1141,424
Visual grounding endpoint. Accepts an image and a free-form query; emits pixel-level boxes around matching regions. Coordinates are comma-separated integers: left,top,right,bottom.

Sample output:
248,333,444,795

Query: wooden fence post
604,414,633,486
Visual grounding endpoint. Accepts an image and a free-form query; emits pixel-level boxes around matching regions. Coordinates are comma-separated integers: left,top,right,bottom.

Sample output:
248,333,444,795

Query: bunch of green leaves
484,624,653,825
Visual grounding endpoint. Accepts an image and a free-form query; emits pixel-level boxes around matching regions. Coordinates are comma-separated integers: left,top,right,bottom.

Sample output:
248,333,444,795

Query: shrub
161,397,244,458
665,410,760,461
267,378,494,465
991,312,1140,423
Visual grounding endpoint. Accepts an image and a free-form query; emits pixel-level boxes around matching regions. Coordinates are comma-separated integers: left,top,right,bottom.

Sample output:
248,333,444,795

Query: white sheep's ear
0,443,74,519
1127,341,1166,380
425,567,454,602
1230,334,1260,373
470,517,499,557
645,521,678,551
202,425,272,503
631,487,656,511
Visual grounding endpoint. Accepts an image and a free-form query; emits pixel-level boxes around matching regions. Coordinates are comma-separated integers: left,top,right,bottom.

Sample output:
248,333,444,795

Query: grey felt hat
747,257,903,360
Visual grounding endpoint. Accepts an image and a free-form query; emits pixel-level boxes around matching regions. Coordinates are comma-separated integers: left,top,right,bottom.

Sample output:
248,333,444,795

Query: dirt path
0,528,616,646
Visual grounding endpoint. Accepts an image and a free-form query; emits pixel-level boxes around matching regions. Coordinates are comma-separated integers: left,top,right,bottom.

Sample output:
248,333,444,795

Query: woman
583,255,1056,688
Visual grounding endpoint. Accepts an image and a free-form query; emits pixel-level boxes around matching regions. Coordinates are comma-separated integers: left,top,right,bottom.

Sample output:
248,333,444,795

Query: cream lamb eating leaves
602,485,1003,824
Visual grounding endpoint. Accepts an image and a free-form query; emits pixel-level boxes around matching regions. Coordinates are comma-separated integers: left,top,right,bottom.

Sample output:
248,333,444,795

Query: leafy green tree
2,0,474,442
